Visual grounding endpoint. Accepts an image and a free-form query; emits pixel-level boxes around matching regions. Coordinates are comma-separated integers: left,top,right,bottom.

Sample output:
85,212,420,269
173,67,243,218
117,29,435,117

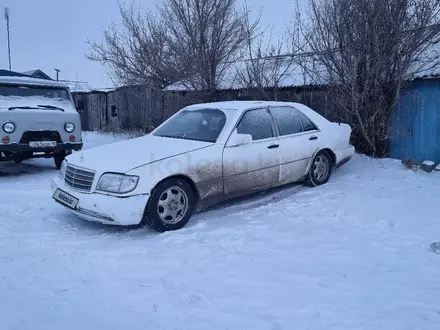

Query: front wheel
305,150,333,187
143,178,196,232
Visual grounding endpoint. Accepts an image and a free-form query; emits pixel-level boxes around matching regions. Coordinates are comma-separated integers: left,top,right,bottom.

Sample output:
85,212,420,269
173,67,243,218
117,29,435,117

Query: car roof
184,100,308,112
0,76,70,88
183,100,330,130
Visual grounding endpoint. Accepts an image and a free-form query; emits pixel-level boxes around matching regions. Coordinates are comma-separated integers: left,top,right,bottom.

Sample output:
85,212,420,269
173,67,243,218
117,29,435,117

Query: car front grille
20,131,62,144
64,164,95,192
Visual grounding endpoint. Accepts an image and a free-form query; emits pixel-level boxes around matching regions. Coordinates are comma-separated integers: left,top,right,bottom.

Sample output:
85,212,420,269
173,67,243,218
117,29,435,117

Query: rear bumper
0,142,83,153
335,145,355,168
51,176,148,226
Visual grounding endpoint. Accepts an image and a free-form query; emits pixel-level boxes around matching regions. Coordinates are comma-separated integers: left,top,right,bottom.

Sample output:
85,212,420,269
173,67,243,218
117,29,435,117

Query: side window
111,105,118,118
298,111,318,132
76,98,85,111
237,108,274,141
270,107,303,136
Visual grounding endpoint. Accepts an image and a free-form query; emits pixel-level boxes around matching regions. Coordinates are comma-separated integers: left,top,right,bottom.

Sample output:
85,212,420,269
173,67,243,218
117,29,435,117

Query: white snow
423,160,435,166
0,75,69,88
66,81,117,93
1,132,440,329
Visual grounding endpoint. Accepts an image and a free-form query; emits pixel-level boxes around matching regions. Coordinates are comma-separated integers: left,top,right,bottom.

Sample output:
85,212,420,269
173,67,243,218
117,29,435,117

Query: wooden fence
73,84,333,133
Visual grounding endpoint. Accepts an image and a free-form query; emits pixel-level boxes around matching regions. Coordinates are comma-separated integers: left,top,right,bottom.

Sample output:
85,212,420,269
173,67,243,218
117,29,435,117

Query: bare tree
236,27,297,100
293,0,440,156
86,2,180,88
234,1,309,101
160,0,259,96
87,0,259,99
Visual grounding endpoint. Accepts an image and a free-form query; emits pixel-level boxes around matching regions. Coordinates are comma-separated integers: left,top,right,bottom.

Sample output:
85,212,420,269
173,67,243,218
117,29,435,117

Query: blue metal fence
391,79,440,164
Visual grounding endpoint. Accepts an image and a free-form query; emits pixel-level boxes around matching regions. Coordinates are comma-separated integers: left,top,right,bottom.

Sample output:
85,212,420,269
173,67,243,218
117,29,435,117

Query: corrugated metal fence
391,79,440,163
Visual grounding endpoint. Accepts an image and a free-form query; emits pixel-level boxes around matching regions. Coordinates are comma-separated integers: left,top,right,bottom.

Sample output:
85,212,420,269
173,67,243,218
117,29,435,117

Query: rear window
298,111,318,132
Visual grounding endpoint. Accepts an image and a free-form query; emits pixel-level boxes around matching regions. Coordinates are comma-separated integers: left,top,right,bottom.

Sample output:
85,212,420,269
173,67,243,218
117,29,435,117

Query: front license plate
53,189,79,209
29,141,57,148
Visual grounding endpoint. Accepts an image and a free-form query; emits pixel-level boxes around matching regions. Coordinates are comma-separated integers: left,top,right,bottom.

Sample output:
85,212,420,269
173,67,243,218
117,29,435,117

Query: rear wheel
143,178,196,232
305,150,333,187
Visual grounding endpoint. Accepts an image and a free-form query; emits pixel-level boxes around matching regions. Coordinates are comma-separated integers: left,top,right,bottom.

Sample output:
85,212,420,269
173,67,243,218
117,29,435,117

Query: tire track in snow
193,183,304,220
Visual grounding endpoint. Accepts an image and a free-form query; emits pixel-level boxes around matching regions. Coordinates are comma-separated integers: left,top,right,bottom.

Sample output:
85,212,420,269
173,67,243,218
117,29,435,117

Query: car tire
54,152,66,169
304,150,333,187
143,178,196,232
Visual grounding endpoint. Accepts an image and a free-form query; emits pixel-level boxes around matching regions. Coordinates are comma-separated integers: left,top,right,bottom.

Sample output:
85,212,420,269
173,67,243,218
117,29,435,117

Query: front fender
127,145,225,200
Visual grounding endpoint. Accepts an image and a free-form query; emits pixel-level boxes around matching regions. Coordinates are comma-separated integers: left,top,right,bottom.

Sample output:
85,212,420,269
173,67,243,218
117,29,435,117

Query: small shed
72,85,188,132
74,90,108,131
391,78,440,163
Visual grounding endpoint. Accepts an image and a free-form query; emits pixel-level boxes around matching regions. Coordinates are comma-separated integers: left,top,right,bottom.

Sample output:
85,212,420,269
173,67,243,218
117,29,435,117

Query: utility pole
54,68,60,81
4,7,11,70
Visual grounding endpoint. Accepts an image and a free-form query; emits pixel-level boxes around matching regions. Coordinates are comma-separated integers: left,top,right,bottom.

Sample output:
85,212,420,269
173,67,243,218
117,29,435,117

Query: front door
223,108,281,195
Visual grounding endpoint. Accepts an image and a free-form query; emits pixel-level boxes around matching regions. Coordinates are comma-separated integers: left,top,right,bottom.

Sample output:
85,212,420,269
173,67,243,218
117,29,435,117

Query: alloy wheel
157,186,189,224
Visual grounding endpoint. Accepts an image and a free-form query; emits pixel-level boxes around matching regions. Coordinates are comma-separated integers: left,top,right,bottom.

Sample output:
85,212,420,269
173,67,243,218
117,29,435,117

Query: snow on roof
184,100,273,111
22,69,53,80
408,41,440,80
184,100,316,112
66,81,96,93
65,81,117,93
0,75,69,88
22,69,42,76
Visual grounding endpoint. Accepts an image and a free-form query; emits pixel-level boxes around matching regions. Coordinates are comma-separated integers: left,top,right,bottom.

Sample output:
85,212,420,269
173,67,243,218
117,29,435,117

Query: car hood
66,134,214,173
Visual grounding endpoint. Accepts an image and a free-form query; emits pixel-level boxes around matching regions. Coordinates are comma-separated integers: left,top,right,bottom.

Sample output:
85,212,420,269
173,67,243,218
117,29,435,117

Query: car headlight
59,160,67,178
96,173,139,194
64,122,75,133
2,122,15,133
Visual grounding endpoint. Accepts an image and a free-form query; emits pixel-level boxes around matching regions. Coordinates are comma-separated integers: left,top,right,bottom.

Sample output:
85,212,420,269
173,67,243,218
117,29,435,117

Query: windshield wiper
37,104,65,111
8,106,39,110
155,134,184,140
155,134,214,143
8,105,65,111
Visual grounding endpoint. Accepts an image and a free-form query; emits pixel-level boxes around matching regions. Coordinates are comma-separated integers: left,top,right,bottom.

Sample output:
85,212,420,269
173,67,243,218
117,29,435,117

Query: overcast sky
0,0,295,88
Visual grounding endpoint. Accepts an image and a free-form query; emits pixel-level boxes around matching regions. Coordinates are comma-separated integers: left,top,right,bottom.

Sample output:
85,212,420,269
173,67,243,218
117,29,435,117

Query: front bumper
51,175,149,226
0,142,83,153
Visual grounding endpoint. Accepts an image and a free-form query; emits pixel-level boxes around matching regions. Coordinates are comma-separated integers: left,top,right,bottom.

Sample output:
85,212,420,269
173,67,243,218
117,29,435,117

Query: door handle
309,136,318,141
267,144,279,149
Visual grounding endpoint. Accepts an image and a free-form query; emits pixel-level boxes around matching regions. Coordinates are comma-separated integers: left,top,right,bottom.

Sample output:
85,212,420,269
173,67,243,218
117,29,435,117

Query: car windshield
0,84,71,101
153,108,227,143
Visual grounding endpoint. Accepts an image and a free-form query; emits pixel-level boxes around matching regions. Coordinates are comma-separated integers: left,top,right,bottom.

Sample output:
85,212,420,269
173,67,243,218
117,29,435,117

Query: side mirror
227,129,253,146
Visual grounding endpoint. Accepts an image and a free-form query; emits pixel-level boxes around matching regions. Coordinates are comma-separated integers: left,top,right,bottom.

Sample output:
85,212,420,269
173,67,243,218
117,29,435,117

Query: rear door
223,107,281,195
269,106,320,182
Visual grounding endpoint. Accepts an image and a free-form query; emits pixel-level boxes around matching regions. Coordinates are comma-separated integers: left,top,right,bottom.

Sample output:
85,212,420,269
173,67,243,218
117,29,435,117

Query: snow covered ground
1,132,440,330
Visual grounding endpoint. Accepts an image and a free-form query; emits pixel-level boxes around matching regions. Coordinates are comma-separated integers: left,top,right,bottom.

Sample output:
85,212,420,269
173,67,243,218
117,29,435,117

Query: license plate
53,189,79,209
29,141,57,148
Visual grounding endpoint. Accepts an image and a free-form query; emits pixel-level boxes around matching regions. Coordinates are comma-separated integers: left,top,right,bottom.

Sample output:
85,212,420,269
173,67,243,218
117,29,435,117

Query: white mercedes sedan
51,101,354,232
